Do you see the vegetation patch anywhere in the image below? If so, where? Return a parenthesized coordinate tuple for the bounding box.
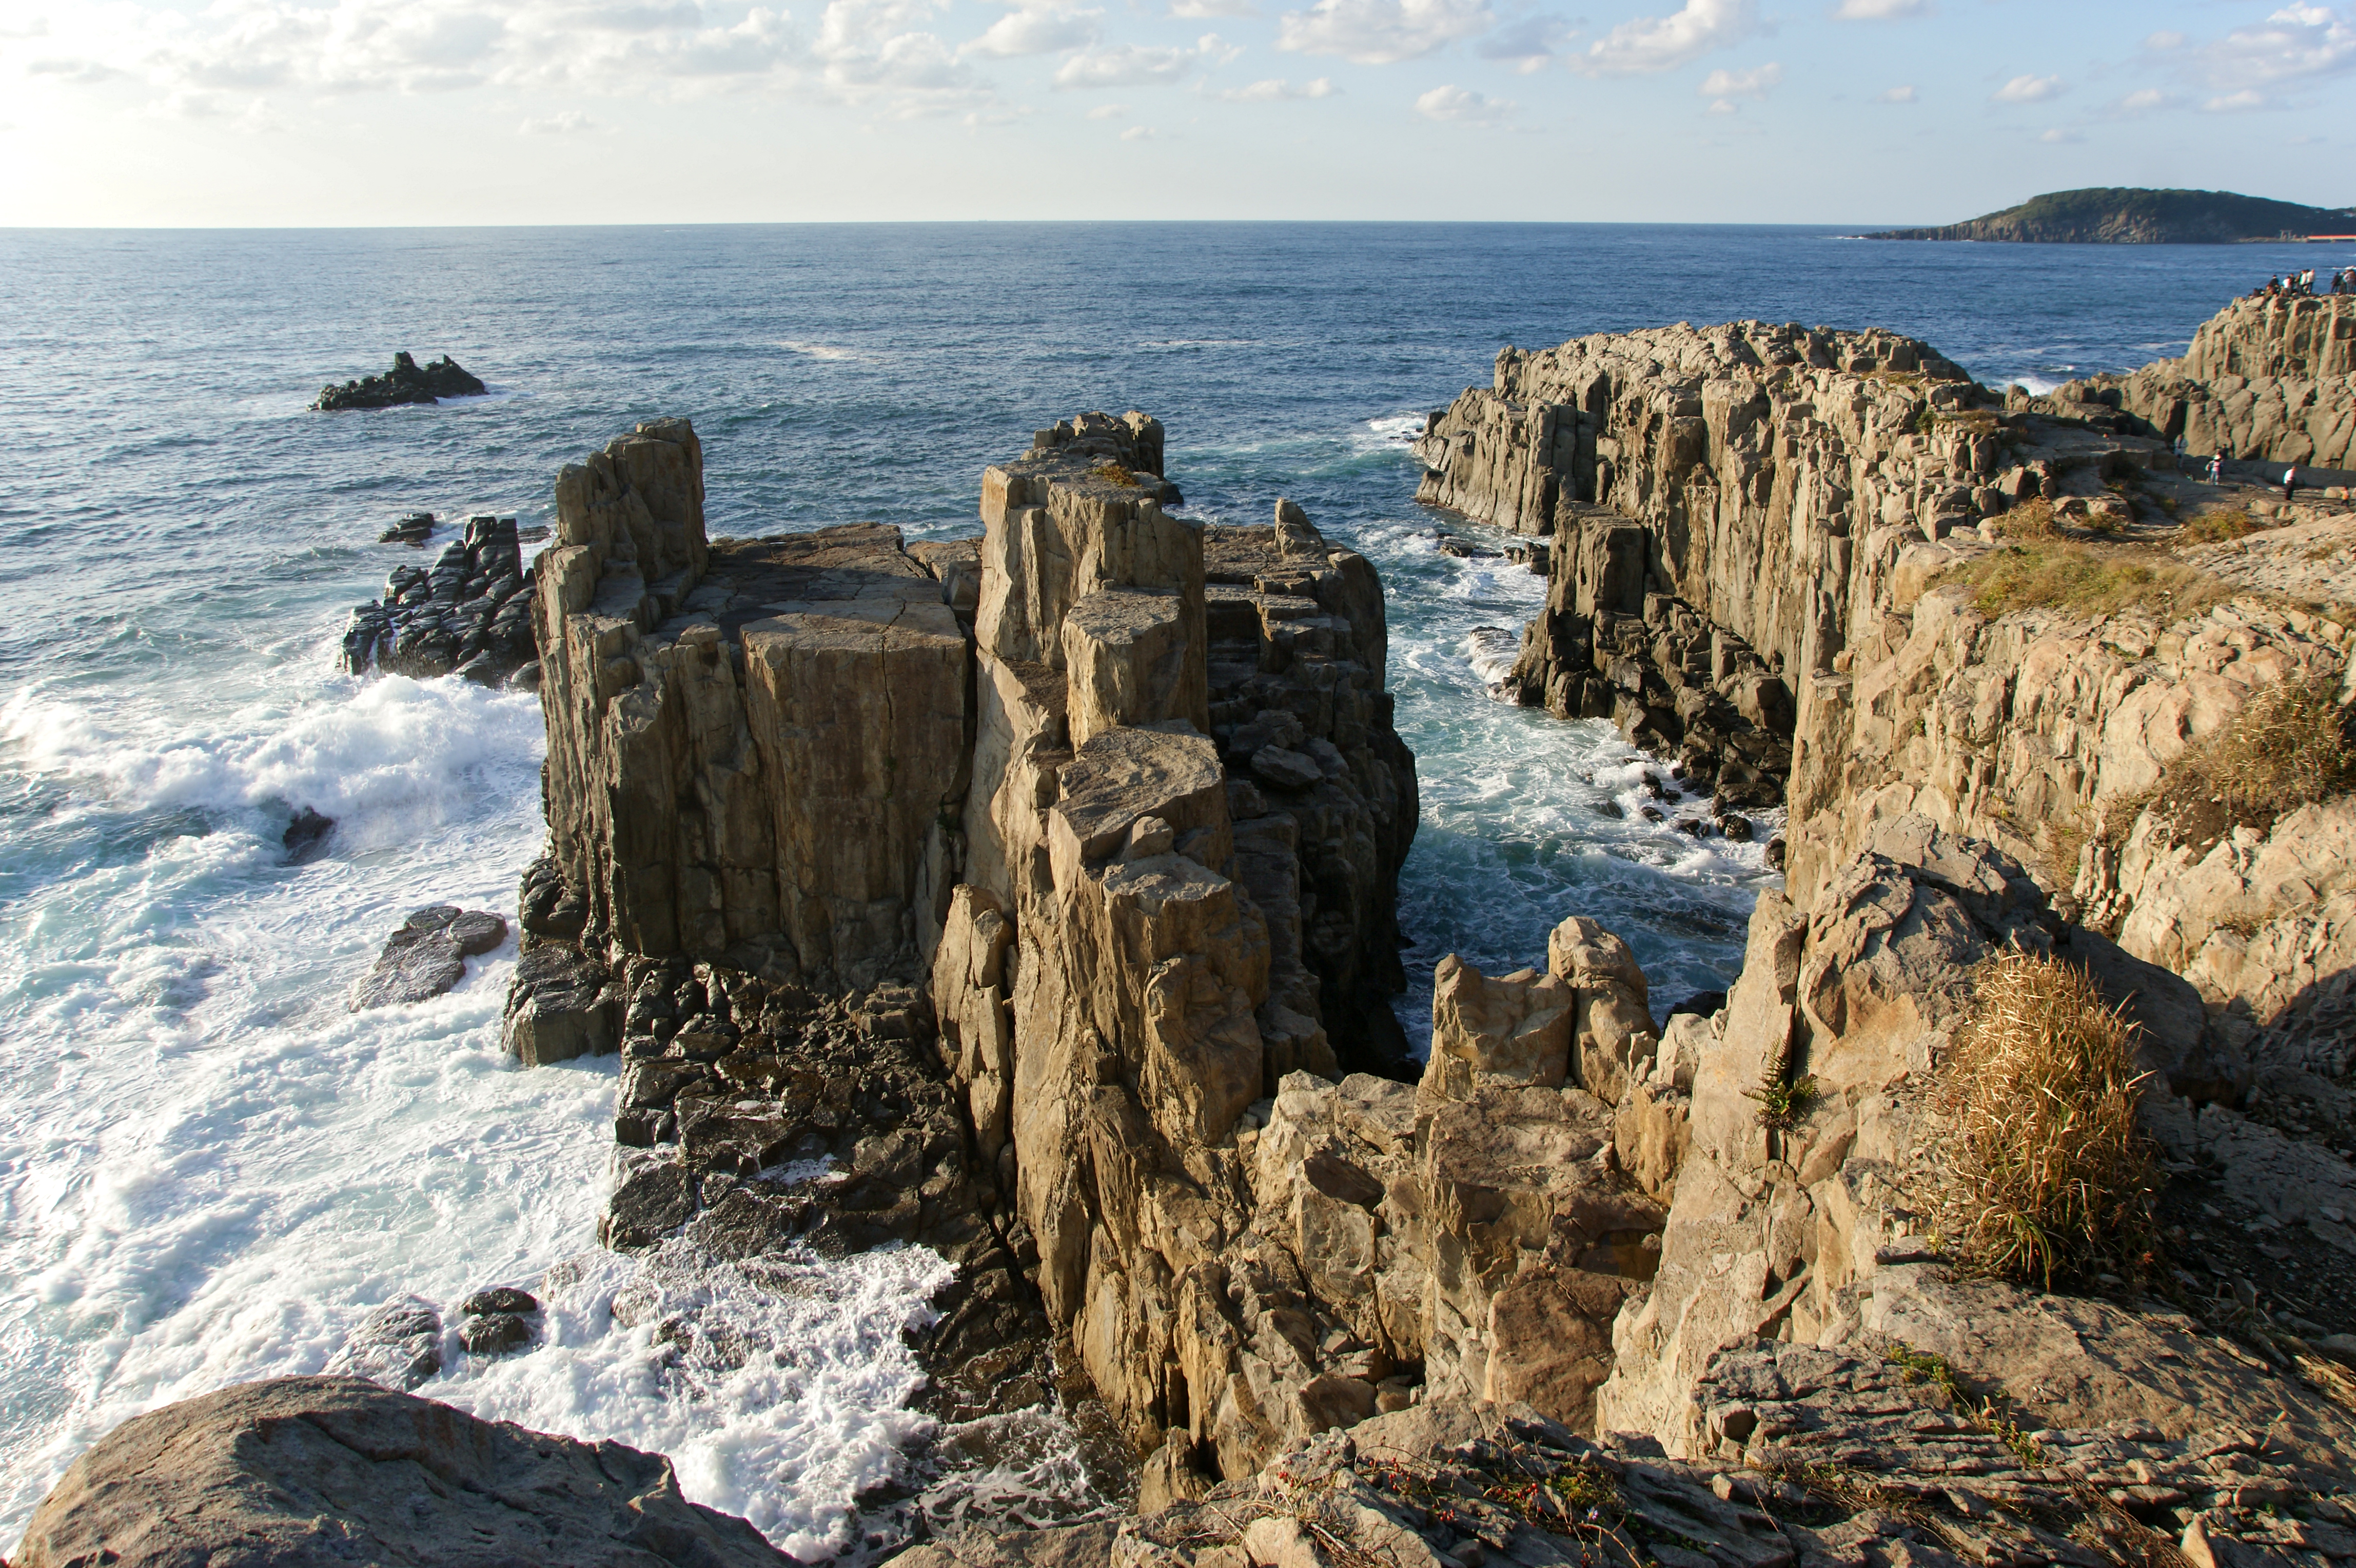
(1092, 462, 1140, 487)
(1747, 1070, 1822, 1132)
(1927, 954, 2158, 1290)
(1937, 541, 2229, 621)
(2139, 672, 2356, 852)
(2177, 508, 2256, 545)
(1992, 497, 2056, 540)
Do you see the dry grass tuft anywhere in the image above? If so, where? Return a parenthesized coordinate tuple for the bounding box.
(1940, 542, 2230, 622)
(2177, 508, 2256, 545)
(1929, 954, 2158, 1290)
(1092, 462, 1140, 487)
(1992, 497, 2056, 540)
(2139, 673, 2356, 848)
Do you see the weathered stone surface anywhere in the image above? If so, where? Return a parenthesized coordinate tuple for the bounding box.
(501, 938, 621, 1065)
(12, 1376, 793, 1568)
(348, 905, 506, 1010)
(2099, 296, 2356, 469)
(533, 419, 967, 989)
(311, 350, 487, 411)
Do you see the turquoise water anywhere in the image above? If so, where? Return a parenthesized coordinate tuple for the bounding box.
(2, 223, 2330, 1552)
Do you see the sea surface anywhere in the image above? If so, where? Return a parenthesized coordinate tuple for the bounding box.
(2, 223, 2335, 1555)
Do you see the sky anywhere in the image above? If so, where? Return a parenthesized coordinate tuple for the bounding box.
(0, 0, 2348, 225)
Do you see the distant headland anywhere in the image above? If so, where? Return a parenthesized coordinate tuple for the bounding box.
(1867, 186, 2355, 244)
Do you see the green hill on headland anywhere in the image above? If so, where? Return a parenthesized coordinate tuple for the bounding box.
(1867, 187, 2354, 244)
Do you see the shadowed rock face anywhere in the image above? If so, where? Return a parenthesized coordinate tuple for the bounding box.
(10, 1376, 794, 1568)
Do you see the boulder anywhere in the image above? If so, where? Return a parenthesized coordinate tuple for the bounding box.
(11, 1376, 793, 1568)
(501, 940, 621, 1065)
(348, 906, 507, 1011)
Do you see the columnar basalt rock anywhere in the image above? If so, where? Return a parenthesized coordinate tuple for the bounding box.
(341, 513, 540, 685)
(2092, 295, 2356, 470)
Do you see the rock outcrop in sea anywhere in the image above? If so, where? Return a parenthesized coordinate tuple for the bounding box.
(311, 350, 487, 410)
(2084, 293, 2355, 473)
(340, 512, 542, 687)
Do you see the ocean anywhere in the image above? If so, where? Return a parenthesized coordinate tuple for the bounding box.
(1, 222, 2333, 1555)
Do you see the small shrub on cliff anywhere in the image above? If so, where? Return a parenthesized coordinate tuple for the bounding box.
(1929, 954, 2158, 1290)
(2141, 672, 2356, 848)
(2177, 508, 2256, 545)
(1992, 497, 2056, 540)
(1943, 543, 2228, 622)
(1092, 462, 1140, 487)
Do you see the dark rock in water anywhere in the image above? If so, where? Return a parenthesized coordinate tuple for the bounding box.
(282, 807, 333, 863)
(340, 513, 538, 686)
(1717, 811, 1754, 842)
(517, 523, 551, 543)
(1639, 806, 1664, 822)
(10, 1375, 797, 1568)
(322, 1298, 442, 1390)
(311, 351, 487, 412)
(461, 1286, 537, 1316)
(1667, 989, 1726, 1021)
(457, 1312, 532, 1356)
(1592, 799, 1624, 820)
(1674, 816, 1707, 837)
(1765, 835, 1787, 870)
(348, 906, 506, 1011)
(379, 511, 435, 545)
(500, 937, 621, 1065)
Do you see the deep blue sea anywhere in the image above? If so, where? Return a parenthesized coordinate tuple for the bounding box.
(3, 223, 2339, 1554)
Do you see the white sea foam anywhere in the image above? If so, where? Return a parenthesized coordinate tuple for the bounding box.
(778, 341, 867, 362)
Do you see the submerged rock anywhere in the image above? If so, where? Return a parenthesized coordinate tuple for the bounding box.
(281, 806, 333, 863)
(311, 350, 486, 411)
(321, 1298, 443, 1390)
(348, 905, 506, 1011)
(379, 510, 435, 544)
(11, 1375, 794, 1568)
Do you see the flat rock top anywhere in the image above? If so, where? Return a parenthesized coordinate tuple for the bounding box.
(693, 522, 942, 637)
(13, 1375, 793, 1568)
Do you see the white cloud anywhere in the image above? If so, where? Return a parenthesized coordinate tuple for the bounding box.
(2202, 4, 2356, 90)
(1275, 0, 1495, 65)
(961, 4, 1100, 56)
(1086, 100, 1127, 116)
(1414, 81, 1513, 120)
(1478, 14, 1573, 71)
(2112, 86, 2169, 112)
(1698, 61, 1779, 98)
(1169, 0, 1260, 15)
(1573, 0, 1759, 76)
(2203, 88, 2269, 110)
(1120, 122, 1157, 137)
(1875, 84, 1915, 102)
(519, 109, 599, 132)
(1832, 0, 1929, 18)
(1053, 33, 1231, 85)
(1219, 74, 1337, 98)
(0, 0, 1014, 118)
(2038, 126, 2081, 142)
(1992, 73, 2063, 103)
(2145, 30, 2186, 51)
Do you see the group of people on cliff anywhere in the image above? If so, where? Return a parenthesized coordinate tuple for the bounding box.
(2253, 267, 2351, 298)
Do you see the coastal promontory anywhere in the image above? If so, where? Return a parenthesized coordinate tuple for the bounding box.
(1868, 186, 2354, 244)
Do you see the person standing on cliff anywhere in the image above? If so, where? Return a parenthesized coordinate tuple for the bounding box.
(2285, 465, 2299, 501)
(2209, 453, 2224, 485)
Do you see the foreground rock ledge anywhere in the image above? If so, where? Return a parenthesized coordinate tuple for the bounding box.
(10, 1375, 793, 1568)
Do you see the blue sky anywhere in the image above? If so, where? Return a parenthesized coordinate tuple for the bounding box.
(0, 0, 2347, 224)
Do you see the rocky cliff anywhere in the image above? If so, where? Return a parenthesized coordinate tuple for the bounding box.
(501, 410, 1425, 1497)
(2088, 295, 2356, 471)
